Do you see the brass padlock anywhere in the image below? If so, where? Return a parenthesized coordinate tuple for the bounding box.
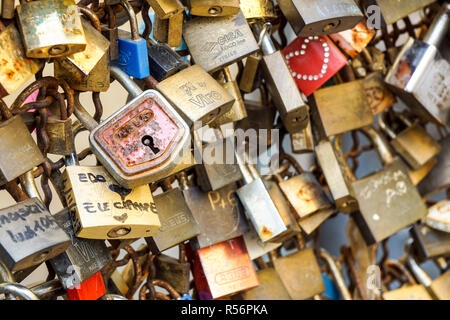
(154, 249, 191, 295)
(290, 120, 314, 154)
(61, 153, 161, 239)
(337, 127, 427, 245)
(194, 129, 242, 192)
(240, 267, 291, 300)
(417, 135, 449, 197)
(37, 115, 74, 156)
(360, 0, 435, 26)
(271, 238, 325, 300)
(187, 0, 240, 17)
(239, 52, 262, 93)
(183, 11, 259, 73)
(385, 4, 450, 125)
(147, 179, 200, 252)
(156, 64, 235, 128)
(0, 23, 43, 98)
(17, 0, 87, 58)
(0, 103, 44, 186)
(153, 11, 184, 48)
(278, 0, 363, 37)
(379, 111, 441, 170)
(257, 23, 309, 133)
(239, 0, 277, 22)
(147, 0, 185, 19)
(310, 79, 375, 139)
(0, 197, 70, 271)
(210, 67, 248, 127)
(422, 199, 449, 233)
(179, 172, 249, 249)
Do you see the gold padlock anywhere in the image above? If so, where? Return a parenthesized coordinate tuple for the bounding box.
(188, 0, 240, 17)
(239, 0, 277, 22)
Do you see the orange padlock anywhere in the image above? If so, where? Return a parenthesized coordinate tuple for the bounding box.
(66, 272, 106, 300)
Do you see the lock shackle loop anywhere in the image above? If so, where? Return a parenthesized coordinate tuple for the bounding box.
(279, 153, 305, 175)
(360, 126, 395, 165)
(404, 239, 433, 287)
(19, 171, 44, 203)
(0, 260, 14, 283)
(423, 3, 450, 49)
(119, 0, 140, 40)
(73, 92, 98, 132)
(0, 98, 13, 120)
(319, 249, 352, 300)
(110, 65, 144, 98)
(255, 22, 275, 56)
(395, 112, 414, 127)
(160, 176, 175, 192)
(0, 283, 39, 300)
(378, 111, 396, 139)
(334, 134, 357, 182)
(29, 279, 65, 299)
(78, 5, 102, 32)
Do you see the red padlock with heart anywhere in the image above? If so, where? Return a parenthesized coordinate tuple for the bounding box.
(282, 36, 347, 97)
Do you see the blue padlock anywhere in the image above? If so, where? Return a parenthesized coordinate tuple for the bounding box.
(116, 0, 150, 79)
(178, 294, 193, 300)
(322, 273, 342, 300)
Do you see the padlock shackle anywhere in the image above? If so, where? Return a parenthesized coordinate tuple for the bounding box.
(73, 92, 98, 132)
(0, 260, 13, 283)
(404, 239, 433, 288)
(378, 112, 396, 139)
(29, 279, 65, 299)
(19, 171, 44, 203)
(423, 3, 450, 48)
(78, 5, 102, 32)
(0, 98, 13, 120)
(320, 249, 352, 300)
(119, 0, 140, 40)
(360, 126, 395, 165)
(253, 22, 276, 56)
(0, 283, 39, 300)
(279, 153, 305, 174)
(110, 65, 144, 98)
(334, 134, 357, 182)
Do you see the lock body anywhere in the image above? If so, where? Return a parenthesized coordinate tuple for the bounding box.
(147, 43, 189, 82)
(183, 184, 249, 249)
(117, 30, 150, 79)
(311, 80, 375, 138)
(150, 188, 200, 252)
(240, 268, 291, 300)
(188, 0, 240, 17)
(154, 254, 191, 294)
(278, 0, 363, 37)
(147, 0, 185, 19)
(423, 199, 450, 233)
(0, 198, 70, 272)
(49, 209, 112, 289)
(0, 24, 43, 97)
(37, 117, 74, 156)
(239, 0, 277, 22)
(243, 228, 282, 260)
(156, 65, 235, 127)
(383, 284, 432, 300)
(273, 248, 325, 300)
(291, 122, 314, 153)
(353, 159, 427, 245)
(411, 223, 450, 261)
(90, 89, 190, 188)
(186, 236, 259, 300)
(183, 11, 259, 73)
(0, 115, 44, 186)
(66, 271, 106, 300)
(17, 0, 87, 58)
(62, 166, 161, 239)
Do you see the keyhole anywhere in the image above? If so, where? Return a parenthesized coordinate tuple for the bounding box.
(142, 135, 160, 154)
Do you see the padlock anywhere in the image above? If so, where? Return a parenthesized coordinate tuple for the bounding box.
(379, 111, 441, 170)
(56, 17, 110, 78)
(154, 245, 191, 294)
(0, 197, 70, 272)
(383, 283, 433, 300)
(359, 0, 435, 26)
(0, 103, 44, 186)
(16, 0, 86, 58)
(116, 0, 150, 79)
(417, 135, 450, 197)
(298, 208, 335, 235)
(186, 236, 259, 300)
(315, 137, 358, 214)
(179, 172, 249, 249)
(282, 35, 348, 97)
(328, 20, 376, 59)
(235, 151, 289, 243)
(62, 159, 161, 240)
(147, 40, 189, 82)
(147, 0, 185, 19)
(422, 199, 449, 233)
(410, 223, 450, 261)
(183, 11, 259, 73)
(187, 0, 240, 17)
(242, 227, 281, 261)
(194, 129, 242, 192)
(155, 64, 235, 128)
(272, 153, 332, 219)
(278, 0, 363, 37)
(408, 157, 437, 186)
(271, 238, 325, 300)
(49, 208, 112, 289)
(1, 0, 14, 19)
(336, 126, 427, 245)
(153, 11, 185, 48)
(238, 52, 262, 93)
(429, 270, 450, 300)
(87, 66, 192, 188)
(146, 179, 200, 252)
(257, 23, 309, 133)
(363, 71, 396, 115)
(209, 67, 248, 127)
(385, 4, 450, 125)
(239, 267, 291, 300)
(310, 79, 375, 139)
(290, 121, 314, 153)
(239, 0, 277, 22)
(66, 271, 106, 300)
(0, 22, 43, 98)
